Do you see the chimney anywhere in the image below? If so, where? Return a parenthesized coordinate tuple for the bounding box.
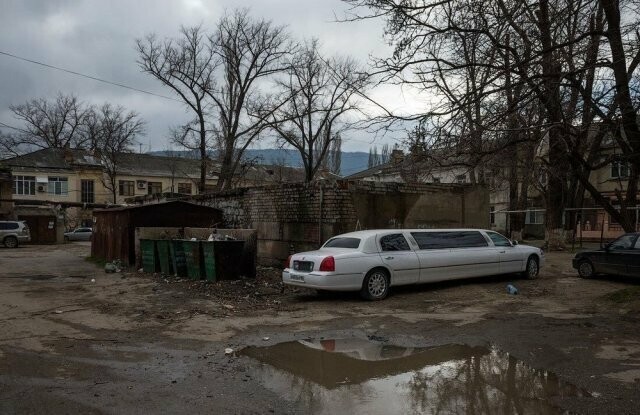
(391, 149, 404, 164)
(62, 144, 74, 164)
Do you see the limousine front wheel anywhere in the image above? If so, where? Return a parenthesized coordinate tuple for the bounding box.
(361, 268, 390, 301)
(523, 256, 539, 279)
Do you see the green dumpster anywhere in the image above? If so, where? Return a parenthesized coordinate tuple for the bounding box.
(182, 240, 203, 280)
(169, 240, 188, 278)
(140, 239, 158, 273)
(212, 240, 245, 280)
(156, 239, 173, 275)
(201, 241, 217, 282)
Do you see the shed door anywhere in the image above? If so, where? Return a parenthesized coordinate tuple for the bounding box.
(20, 215, 57, 244)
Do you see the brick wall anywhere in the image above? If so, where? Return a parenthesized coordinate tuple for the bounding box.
(193, 180, 488, 265)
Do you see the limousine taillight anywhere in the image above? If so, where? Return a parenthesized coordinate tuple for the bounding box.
(285, 255, 292, 269)
(319, 256, 335, 272)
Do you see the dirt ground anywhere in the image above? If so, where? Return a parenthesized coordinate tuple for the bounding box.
(1, 242, 640, 414)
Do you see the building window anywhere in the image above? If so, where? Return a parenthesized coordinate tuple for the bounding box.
(118, 180, 135, 196)
(47, 176, 68, 195)
(178, 183, 192, 194)
(490, 206, 495, 225)
(148, 182, 162, 195)
(456, 174, 466, 184)
(81, 180, 95, 203)
(611, 160, 629, 179)
(13, 175, 36, 195)
(525, 209, 545, 225)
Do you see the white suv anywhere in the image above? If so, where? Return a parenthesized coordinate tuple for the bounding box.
(0, 221, 31, 248)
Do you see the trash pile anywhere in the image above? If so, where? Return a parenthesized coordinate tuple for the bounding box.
(105, 259, 123, 273)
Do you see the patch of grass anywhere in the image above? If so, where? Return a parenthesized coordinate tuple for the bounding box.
(603, 287, 640, 304)
(85, 256, 107, 267)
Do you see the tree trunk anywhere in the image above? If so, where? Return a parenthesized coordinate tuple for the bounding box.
(539, 0, 568, 248)
(600, 0, 640, 231)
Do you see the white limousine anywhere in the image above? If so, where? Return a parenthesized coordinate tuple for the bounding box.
(283, 229, 544, 300)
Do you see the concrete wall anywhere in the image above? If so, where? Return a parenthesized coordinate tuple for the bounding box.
(194, 180, 489, 266)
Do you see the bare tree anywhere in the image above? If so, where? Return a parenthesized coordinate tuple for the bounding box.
(92, 104, 145, 204)
(345, 0, 640, 237)
(136, 26, 215, 193)
(268, 40, 368, 182)
(207, 8, 292, 190)
(2, 93, 91, 153)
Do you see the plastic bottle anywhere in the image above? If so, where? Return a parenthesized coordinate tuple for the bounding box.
(506, 284, 518, 295)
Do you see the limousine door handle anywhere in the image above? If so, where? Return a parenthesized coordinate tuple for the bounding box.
(499, 250, 506, 253)
(385, 256, 394, 260)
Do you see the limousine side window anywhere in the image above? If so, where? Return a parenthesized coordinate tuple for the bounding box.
(410, 231, 488, 249)
(487, 232, 512, 247)
(380, 234, 411, 251)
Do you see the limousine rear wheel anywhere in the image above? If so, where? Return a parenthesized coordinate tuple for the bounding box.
(523, 256, 539, 279)
(361, 268, 390, 301)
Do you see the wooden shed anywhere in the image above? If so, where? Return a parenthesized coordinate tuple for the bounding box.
(91, 201, 223, 265)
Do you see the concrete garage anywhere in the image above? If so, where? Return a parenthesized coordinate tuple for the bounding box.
(195, 180, 489, 265)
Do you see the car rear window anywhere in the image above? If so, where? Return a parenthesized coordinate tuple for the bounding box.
(0, 222, 19, 230)
(323, 237, 361, 249)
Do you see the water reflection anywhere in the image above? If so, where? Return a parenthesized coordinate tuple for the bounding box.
(240, 339, 589, 415)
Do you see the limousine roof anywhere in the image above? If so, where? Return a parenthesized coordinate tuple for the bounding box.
(332, 229, 492, 239)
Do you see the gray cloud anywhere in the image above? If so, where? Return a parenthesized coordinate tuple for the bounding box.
(0, 0, 400, 152)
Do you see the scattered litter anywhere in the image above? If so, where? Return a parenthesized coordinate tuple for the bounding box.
(224, 348, 234, 355)
(223, 304, 235, 310)
(506, 284, 518, 295)
(105, 259, 123, 273)
(262, 337, 270, 341)
(138, 268, 143, 273)
(54, 310, 63, 314)
(207, 233, 237, 241)
(90, 278, 96, 283)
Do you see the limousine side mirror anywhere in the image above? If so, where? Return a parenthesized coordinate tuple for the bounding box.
(511, 240, 518, 246)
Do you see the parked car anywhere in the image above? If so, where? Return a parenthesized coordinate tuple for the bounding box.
(283, 229, 544, 300)
(573, 232, 640, 278)
(0, 220, 31, 248)
(64, 227, 93, 242)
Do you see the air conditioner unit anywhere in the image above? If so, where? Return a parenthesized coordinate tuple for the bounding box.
(136, 180, 147, 189)
(37, 184, 46, 192)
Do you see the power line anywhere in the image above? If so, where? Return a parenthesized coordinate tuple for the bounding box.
(0, 50, 183, 103)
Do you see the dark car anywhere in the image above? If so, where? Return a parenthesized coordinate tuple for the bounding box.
(573, 232, 640, 278)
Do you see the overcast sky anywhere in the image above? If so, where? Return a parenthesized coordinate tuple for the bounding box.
(0, 0, 424, 152)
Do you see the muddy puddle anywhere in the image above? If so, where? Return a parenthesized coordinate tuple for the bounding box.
(241, 339, 590, 414)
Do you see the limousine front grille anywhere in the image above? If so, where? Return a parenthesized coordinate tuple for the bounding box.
(293, 261, 314, 272)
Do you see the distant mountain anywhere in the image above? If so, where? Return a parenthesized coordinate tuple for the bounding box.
(147, 148, 370, 176)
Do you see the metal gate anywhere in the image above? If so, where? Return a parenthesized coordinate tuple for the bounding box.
(19, 215, 57, 244)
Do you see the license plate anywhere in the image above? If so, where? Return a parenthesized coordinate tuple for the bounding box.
(290, 274, 305, 282)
